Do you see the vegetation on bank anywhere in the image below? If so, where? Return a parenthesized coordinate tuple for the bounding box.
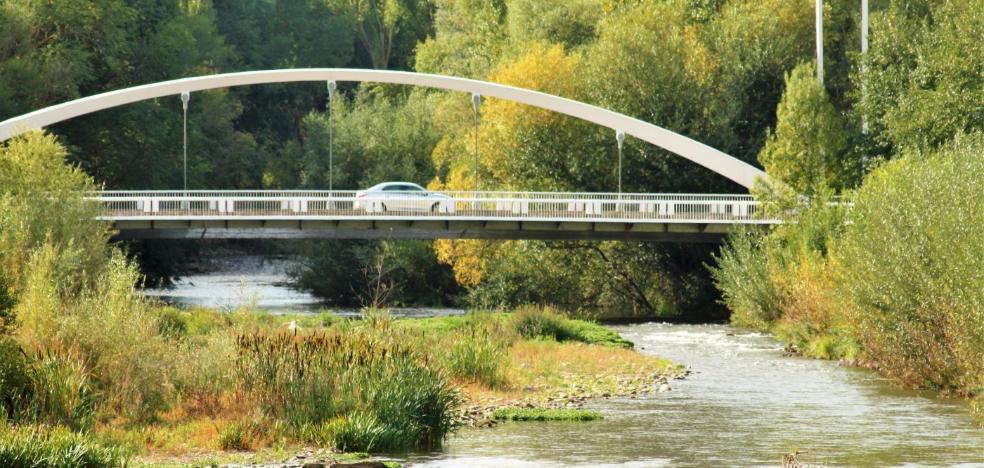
(712, 0, 984, 418)
(492, 408, 602, 422)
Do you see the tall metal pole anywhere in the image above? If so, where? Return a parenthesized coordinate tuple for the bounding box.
(327, 81, 336, 193)
(616, 130, 625, 211)
(861, 0, 868, 54)
(861, 0, 869, 135)
(181, 92, 190, 197)
(472, 93, 481, 207)
(816, 0, 824, 85)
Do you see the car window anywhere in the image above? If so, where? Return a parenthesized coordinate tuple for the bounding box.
(382, 185, 402, 191)
(400, 184, 424, 192)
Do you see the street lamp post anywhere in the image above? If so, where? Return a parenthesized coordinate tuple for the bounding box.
(327, 81, 336, 195)
(816, 0, 824, 84)
(181, 91, 190, 207)
(472, 93, 481, 209)
(861, 0, 869, 134)
(616, 130, 625, 211)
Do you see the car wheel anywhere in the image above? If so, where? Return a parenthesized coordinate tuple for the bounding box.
(381, 203, 388, 212)
(431, 202, 440, 213)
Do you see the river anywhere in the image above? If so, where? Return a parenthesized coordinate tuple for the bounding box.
(407, 324, 984, 467)
(147, 263, 984, 467)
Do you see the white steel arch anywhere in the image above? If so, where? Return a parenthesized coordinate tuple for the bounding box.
(0, 69, 767, 189)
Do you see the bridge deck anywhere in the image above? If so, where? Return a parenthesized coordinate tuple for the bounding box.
(95, 191, 776, 241)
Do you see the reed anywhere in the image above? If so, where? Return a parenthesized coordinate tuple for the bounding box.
(234, 327, 459, 452)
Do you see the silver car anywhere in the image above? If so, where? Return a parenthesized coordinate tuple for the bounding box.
(354, 182, 450, 213)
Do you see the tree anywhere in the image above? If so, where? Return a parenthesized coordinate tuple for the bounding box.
(758, 62, 852, 194)
(414, 0, 507, 78)
(328, 0, 433, 69)
(0, 132, 111, 325)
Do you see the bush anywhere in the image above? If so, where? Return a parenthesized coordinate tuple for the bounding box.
(217, 421, 258, 451)
(838, 135, 984, 394)
(0, 425, 127, 468)
(710, 228, 782, 329)
(319, 412, 388, 453)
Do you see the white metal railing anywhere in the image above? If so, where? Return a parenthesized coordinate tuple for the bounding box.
(90, 190, 778, 224)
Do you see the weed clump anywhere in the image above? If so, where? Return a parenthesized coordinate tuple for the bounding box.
(235, 328, 459, 452)
(0, 425, 127, 467)
(492, 408, 603, 422)
(510, 306, 633, 348)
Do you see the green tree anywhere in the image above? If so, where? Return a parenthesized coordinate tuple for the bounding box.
(328, 0, 434, 69)
(758, 62, 852, 193)
(505, 0, 603, 50)
(414, 0, 507, 78)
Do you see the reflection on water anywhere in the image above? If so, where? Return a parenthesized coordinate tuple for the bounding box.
(406, 323, 984, 467)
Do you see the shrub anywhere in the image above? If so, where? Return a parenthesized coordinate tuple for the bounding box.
(710, 228, 782, 329)
(0, 425, 127, 468)
(837, 135, 984, 394)
(319, 412, 388, 453)
(511, 306, 570, 341)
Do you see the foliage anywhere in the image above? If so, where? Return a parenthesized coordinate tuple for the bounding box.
(759, 62, 854, 193)
(837, 135, 984, 393)
(854, 0, 984, 157)
(0, 132, 108, 309)
(0, 338, 31, 420)
(491, 407, 602, 422)
(709, 228, 781, 329)
(0, 425, 127, 468)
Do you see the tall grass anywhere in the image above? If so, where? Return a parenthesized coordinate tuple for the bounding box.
(235, 328, 459, 452)
(510, 306, 633, 348)
(0, 425, 127, 468)
(444, 314, 511, 388)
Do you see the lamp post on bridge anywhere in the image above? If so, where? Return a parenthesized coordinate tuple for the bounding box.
(327, 81, 336, 195)
(181, 91, 190, 208)
(472, 93, 481, 209)
(616, 130, 625, 211)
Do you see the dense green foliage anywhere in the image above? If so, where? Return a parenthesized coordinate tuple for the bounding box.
(712, 0, 984, 412)
(838, 136, 984, 393)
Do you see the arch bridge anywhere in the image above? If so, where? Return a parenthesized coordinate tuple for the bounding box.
(1, 69, 774, 242)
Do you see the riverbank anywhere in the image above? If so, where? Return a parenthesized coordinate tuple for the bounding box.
(61, 305, 679, 465)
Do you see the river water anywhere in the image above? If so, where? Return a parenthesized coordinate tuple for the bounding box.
(147, 263, 984, 467)
(407, 323, 984, 467)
